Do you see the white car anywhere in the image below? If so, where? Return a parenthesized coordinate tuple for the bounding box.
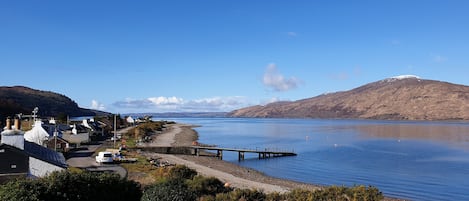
(96, 151, 114, 163)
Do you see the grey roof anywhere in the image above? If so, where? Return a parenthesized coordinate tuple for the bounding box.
(24, 141, 67, 168)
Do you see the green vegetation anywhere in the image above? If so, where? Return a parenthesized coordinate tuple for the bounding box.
(187, 176, 230, 197)
(0, 167, 384, 201)
(141, 179, 196, 201)
(123, 121, 167, 148)
(0, 171, 141, 201)
(168, 165, 197, 180)
(282, 186, 383, 201)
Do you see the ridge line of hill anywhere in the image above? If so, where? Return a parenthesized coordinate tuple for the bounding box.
(228, 77, 469, 121)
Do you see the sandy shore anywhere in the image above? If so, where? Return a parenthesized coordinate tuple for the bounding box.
(143, 123, 319, 194)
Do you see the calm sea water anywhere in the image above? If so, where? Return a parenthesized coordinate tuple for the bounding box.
(155, 118, 469, 201)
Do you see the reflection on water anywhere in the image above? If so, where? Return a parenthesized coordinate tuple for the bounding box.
(157, 118, 469, 201)
(352, 122, 469, 148)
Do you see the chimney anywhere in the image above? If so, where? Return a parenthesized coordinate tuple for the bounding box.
(1, 119, 25, 150)
(6, 116, 12, 130)
(14, 117, 21, 130)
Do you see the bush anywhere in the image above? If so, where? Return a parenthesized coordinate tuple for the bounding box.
(169, 165, 197, 180)
(0, 179, 45, 201)
(284, 185, 383, 201)
(214, 188, 266, 201)
(0, 171, 142, 201)
(141, 179, 196, 201)
(187, 176, 230, 197)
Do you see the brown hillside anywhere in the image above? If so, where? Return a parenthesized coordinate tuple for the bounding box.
(228, 77, 469, 120)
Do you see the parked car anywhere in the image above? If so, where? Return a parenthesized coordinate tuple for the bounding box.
(95, 151, 113, 163)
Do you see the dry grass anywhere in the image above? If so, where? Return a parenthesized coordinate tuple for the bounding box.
(120, 151, 173, 186)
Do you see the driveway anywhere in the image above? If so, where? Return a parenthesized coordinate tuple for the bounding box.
(66, 127, 136, 178)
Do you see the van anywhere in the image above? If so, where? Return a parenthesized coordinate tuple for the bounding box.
(96, 151, 114, 163)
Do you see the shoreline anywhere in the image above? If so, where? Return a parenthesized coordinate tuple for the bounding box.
(144, 123, 402, 200)
(143, 123, 319, 193)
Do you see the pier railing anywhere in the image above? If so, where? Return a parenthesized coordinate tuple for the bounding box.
(134, 146, 297, 161)
(191, 146, 297, 161)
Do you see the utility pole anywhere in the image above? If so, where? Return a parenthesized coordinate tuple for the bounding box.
(32, 107, 39, 127)
(114, 114, 117, 148)
(54, 125, 58, 152)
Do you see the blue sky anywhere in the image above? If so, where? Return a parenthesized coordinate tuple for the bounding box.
(1, 1, 469, 113)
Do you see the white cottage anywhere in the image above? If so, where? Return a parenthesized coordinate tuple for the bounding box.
(126, 116, 135, 124)
(24, 121, 50, 146)
(0, 118, 66, 179)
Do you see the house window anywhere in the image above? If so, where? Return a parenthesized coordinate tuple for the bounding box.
(0, 149, 5, 153)
(11, 164, 17, 169)
(57, 144, 62, 149)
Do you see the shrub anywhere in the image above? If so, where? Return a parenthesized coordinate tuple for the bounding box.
(284, 185, 383, 201)
(187, 176, 230, 197)
(214, 188, 266, 201)
(0, 171, 142, 201)
(0, 178, 45, 201)
(169, 165, 197, 180)
(285, 188, 315, 201)
(265, 191, 284, 201)
(141, 179, 196, 201)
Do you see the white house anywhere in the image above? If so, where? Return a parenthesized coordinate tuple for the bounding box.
(24, 121, 50, 146)
(0, 118, 67, 179)
(126, 116, 135, 124)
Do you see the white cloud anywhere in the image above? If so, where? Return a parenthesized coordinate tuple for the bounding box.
(90, 100, 106, 111)
(260, 97, 281, 105)
(147, 96, 183, 105)
(112, 96, 249, 113)
(263, 63, 301, 92)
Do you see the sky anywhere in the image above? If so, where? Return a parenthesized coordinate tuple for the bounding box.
(1, 1, 469, 114)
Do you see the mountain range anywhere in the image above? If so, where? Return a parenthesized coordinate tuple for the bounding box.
(228, 76, 469, 121)
(3, 76, 469, 122)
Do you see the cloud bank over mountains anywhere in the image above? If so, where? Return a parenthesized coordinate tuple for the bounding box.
(97, 64, 303, 113)
(111, 96, 249, 113)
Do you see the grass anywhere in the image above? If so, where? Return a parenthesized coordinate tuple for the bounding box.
(120, 151, 173, 186)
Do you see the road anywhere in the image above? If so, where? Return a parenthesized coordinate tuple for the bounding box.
(66, 126, 135, 178)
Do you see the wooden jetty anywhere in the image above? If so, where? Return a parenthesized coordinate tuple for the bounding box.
(192, 146, 297, 161)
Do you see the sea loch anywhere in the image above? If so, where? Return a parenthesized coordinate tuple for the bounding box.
(159, 118, 469, 201)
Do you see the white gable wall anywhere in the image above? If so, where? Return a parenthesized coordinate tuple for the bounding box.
(29, 157, 64, 177)
(24, 121, 49, 146)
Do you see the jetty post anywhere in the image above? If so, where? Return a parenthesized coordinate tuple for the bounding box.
(238, 151, 245, 161)
(216, 150, 223, 160)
